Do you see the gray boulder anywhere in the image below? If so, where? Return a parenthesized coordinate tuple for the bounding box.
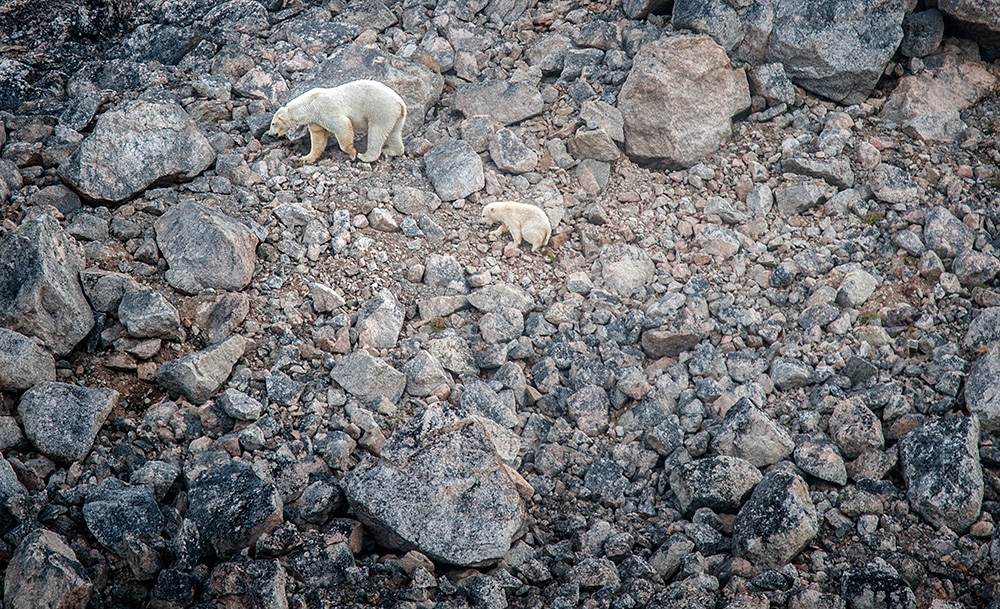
(18, 381, 118, 463)
(0, 214, 93, 357)
(207, 559, 289, 609)
(669, 455, 762, 516)
(330, 350, 406, 404)
(489, 128, 538, 174)
(355, 288, 404, 350)
(881, 48, 997, 123)
(619, 35, 749, 168)
(156, 335, 247, 404)
(154, 201, 258, 294)
(83, 478, 164, 555)
(0, 328, 56, 391)
(870, 163, 919, 205)
(965, 346, 1000, 432)
(80, 270, 139, 314)
(964, 307, 1000, 351)
(712, 398, 795, 468)
(923, 206, 974, 260)
(901, 9, 944, 57)
(58, 100, 215, 203)
(345, 404, 525, 566)
(841, 567, 915, 609)
(118, 288, 182, 340)
(452, 80, 543, 126)
(793, 433, 847, 486)
(4, 528, 92, 609)
(467, 283, 534, 313)
(829, 398, 884, 460)
(403, 350, 450, 398)
(899, 416, 983, 532)
(424, 140, 484, 201)
(462, 380, 518, 429)
(733, 470, 818, 570)
(599, 244, 654, 297)
(187, 460, 284, 558)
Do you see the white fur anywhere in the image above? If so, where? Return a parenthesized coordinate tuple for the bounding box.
(268, 80, 407, 163)
(482, 201, 552, 252)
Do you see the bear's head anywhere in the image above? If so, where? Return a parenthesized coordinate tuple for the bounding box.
(268, 107, 292, 137)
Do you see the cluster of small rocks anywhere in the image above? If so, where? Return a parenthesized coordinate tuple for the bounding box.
(1, 0, 1000, 608)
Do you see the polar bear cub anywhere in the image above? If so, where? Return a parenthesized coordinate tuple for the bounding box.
(268, 80, 407, 164)
(483, 201, 552, 252)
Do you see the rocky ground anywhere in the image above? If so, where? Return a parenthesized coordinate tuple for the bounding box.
(1, 0, 1000, 608)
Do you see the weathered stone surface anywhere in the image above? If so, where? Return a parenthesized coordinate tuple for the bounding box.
(154, 201, 258, 294)
(670, 455, 762, 516)
(187, 460, 284, 558)
(837, 270, 878, 308)
(83, 478, 163, 555)
(774, 177, 826, 217)
(841, 568, 915, 609)
(119, 288, 182, 340)
(217, 388, 263, 422)
(290, 44, 443, 135)
(870, 163, 919, 205)
(794, 433, 848, 486)
(749, 63, 795, 106)
(770, 357, 813, 390)
(0, 328, 56, 391)
(567, 385, 611, 437)
(468, 283, 534, 314)
(899, 416, 983, 532)
(18, 381, 118, 463)
(423, 140, 484, 201)
(355, 288, 404, 350)
(345, 405, 526, 566)
(599, 244, 654, 297)
(901, 9, 944, 57)
(208, 559, 288, 609)
(461, 380, 517, 429)
(640, 311, 707, 359)
(489, 128, 538, 174)
(966, 346, 1000, 432)
(5, 528, 92, 609)
(964, 307, 1000, 351)
(452, 80, 543, 126)
(881, 48, 997, 122)
(330, 350, 406, 404)
(734, 470, 818, 570)
(156, 335, 247, 404)
(619, 35, 749, 168)
(923, 206, 974, 259)
(403, 351, 450, 398)
(0, 214, 93, 357)
(712, 398, 795, 468)
(58, 100, 215, 203)
(829, 399, 884, 460)
(935, 0, 1000, 60)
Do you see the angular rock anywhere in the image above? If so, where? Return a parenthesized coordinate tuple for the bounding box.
(965, 346, 1000, 432)
(902, 110, 966, 142)
(619, 35, 749, 168)
(461, 380, 517, 429)
(567, 128, 620, 162)
(479, 308, 524, 344)
(217, 388, 263, 422)
(733, 470, 818, 570)
(208, 559, 288, 609)
(5, 528, 92, 609)
(794, 433, 847, 486)
(881, 49, 997, 122)
(712, 398, 795, 468)
(452, 80, 543, 126)
(468, 283, 534, 313)
(187, 460, 283, 558)
(18, 381, 118, 463)
(836, 270, 878, 308)
(58, 100, 215, 203)
(933, 1, 1000, 60)
(119, 288, 182, 340)
(829, 399, 884, 460)
(640, 311, 707, 359)
(233, 67, 288, 108)
(901, 10, 944, 57)
(403, 351, 450, 398)
(841, 568, 915, 609)
(345, 405, 526, 566)
(770, 357, 812, 390)
(599, 244, 654, 297)
(870, 163, 918, 205)
(156, 335, 247, 405)
(953, 250, 1000, 286)
(355, 288, 404, 350)
(83, 478, 163, 555)
(423, 254, 467, 294)
(0, 214, 93, 357)
(749, 63, 795, 106)
(782, 156, 854, 189)
(423, 140, 484, 201)
(489, 128, 537, 174)
(899, 416, 983, 532)
(330, 350, 406, 405)
(567, 385, 611, 437)
(924, 206, 974, 259)
(964, 307, 1000, 351)
(0, 328, 56, 391)
(774, 177, 826, 217)
(669, 455, 762, 516)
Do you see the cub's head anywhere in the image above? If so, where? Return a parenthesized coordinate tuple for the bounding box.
(268, 107, 292, 137)
(482, 203, 499, 223)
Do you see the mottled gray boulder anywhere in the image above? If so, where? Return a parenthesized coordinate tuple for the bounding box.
(424, 140, 484, 201)
(734, 470, 818, 570)
(782, 156, 854, 190)
(640, 310, 708, 359)
(403, 351, 450, 398)
(901, 9, 944, 57)
(837, 269, 878, 308)
(670, 455, 762, 516)
(118, 288, 182, 340)
(154, 201, 258, 294)
(479, 308, 524, 344)
(4, 528, 92, 609)
(829, 399, 884, 460)
(284, 20, 357, 56)
(774, 177, 826, 217)
(712, 398, 795, 468)
(355, 288, 404, 350)
(462, 380, 517, 429)
(289, 43, 443, 135)
(966, 346, 1000, 432)
(489, 128, 537, 174)
(0, 215, 93, 357)
(924, 206, 974, 259)
(623, 0, 672, 18)
(208, 559, 288, 609)
(83, 478, 163, 555)
(899, 416, 983, 532)
(217, 388, 263, 422)
(345, 405, 526, 566)
(18, 381, 118, 463)
(233, 66, 288, 108)
(80, 270, 139, 314)
(881, 49, 997, 122)
(749, 63, 795, 106)
(903, 110, 966, 143)
(567, 385, 610, 437)
(599, 244, 654, 297)
(330, 350, 406, 404)
(770, 357, 813, 390)
(952, 249, 1000, 287)
(870, 163, 919, 205)
(429, 335, 479, 377)
(423, 254, 467, 294)
(187, 460, 283, 558)
(794, 433, 847, 486)
(0, 328, 56, 391)
(841, 567, 915, 609)
(619, 35, 749, 168)
(156, 335, 247, 404)
(468, 283, 534, 313)
(58, 100, 215, 203)
(452, 80, 543, 126)
(936, 0, 1000, 60)
(963, 307, 1000, 351)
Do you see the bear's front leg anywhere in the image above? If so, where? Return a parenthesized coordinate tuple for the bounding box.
(302, 125, 328, 163)
(330, 117, 357, 161)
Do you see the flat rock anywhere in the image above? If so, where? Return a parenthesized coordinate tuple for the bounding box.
(217, 388, 263, 421)
(923, 205, 974, 259)
(156, 335, 247, 404)
(567, 385, 611, 437)
(489, 128, 538, 174)
(902, 110, 966, 142)
(774, 177, 826, 217)
(770, 357, 813, 390)
(841, 568, 915, 609)
(899, 416, 983, 532)
(18, 381, 118, 463)
(964, 307, 1000, 351)
(423, 140, 484, 201)
(345, 404, 526, 566)
(0, 214, 93, 357)
(870, 163, 919, 204)
(837, 269, 878, 308)
(208, 559, 288, 609)
(599, 244, 654, 297)
(952, 250, 1000, 286)
(712, 398, 795, 468)
(0, 328, 56, 391)
(468, 283, 534, 313)
(403, 351, 450, 398)
(452, 80, 543, 126)
(619, 35, 749, 168)
(669, 455, 762, 516)
(881, 49, 997, 122)
(83, 478, 164, 555)
(733, 470, 818, 571)
(355, 288, 404, 350)
(58, 100, 215, 203)
(118, 288, 182, 340)
(330, 350, 406, 405)
(461, 380, 517, 429)
(793, 433, 848, 486)
(4, 528, 92, 609)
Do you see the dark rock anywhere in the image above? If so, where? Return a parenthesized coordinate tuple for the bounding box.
(423, 140, 484, 201)
(83, 478, 163, 555)
(330, 350, 406, 405)
(118, 288, 182, 340)
(712, 398, 795, 468)
(841, 567, 915, 609)
(452, 80, 543, 126)
(5, 528, 92, 609)
(207, 558, 288, 609)
(901, 10, 945, 58)
(669, 455, 762, 516)
(733, 470, 818, 570)
(18, 381, 118, 463)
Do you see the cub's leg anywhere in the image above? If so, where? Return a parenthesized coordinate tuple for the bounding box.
(302, 125, 328, 163)
(385, 114, 405, 157)
(508, 223, 523, 248)
(359, 124, 391, 163)
(524, 226, 546, 251)
(490, 224, 506, 238)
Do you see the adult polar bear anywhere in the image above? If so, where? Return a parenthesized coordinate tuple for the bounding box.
(268, 80, 406, 163)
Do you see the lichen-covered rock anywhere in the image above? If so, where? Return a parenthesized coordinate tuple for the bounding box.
(330, 350, 406, 405)
(713, 398, 795, 467)
(355, 288, 404, 350)
(83, 478, 164, 555)
(0, 328, 55, 391)
(18, 381, 118, 463)
(599, 244, 654, 297)
(4, 528, 92, 609)
(669, 455, 762, 516)
(423, 140, 484, 201)
(734, 470, 818, 570)
(156, 335, 247, 404)
(452, 80, 543, 126)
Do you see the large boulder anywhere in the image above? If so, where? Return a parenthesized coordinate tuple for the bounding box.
(451, 80, 544, 126)
(4, 528, 92, 609)
(619, 35, 749, 168)
(733, 470, 818, 570)
(936, 0, 1000, 60)
(58, 100, 215, 204)
(83, 478, 164, 555)
(290, 44, 443, 135)
(154, 201, 258, 294)
(330, 350, 406, 405)
(423, 140, 484, 201)
(156, 335, 247, 404)
(0, 215, 93, 357)
(599, 244, 655, 297)
(966, 346, 1000, 432)
(0, 328, 56, 391)
(355, 288, 404, 350)
(345, 404, 526, 566)
(881, 47, 997, 123)
(18, 381, 119, 463)
(669, 455, 762, 516)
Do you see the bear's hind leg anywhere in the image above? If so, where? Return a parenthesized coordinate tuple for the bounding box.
(359, 124, 391, 163)
(302, 125, 328, 163)
(385, 115, 405, 157)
